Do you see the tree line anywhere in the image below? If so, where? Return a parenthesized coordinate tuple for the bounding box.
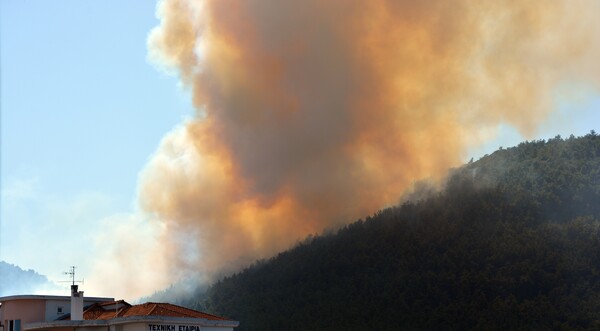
(165, 132, 600, 330)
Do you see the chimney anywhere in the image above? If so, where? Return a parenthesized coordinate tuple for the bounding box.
(70, 285, 84, 320)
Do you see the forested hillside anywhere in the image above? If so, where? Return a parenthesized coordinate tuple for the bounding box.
(0, 261, 60, 296)
(184, 133, 600, 330)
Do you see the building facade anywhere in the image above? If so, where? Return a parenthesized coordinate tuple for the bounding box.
(0, 287, 238, 331)
(0, 293, 114, 330)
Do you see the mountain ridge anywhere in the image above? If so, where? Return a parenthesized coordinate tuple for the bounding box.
(0, 261, 61, 296)
(157, 132, 600, 330)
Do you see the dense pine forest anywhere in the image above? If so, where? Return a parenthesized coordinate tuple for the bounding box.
(173, 132, 600, 330)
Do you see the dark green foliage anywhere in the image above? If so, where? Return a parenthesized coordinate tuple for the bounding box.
(188, 133, 600, 330)
(138, 281, 208, 307)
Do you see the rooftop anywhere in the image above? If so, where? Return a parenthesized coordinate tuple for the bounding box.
(83, 301, 229, 320)
(1, 294, 238, 329)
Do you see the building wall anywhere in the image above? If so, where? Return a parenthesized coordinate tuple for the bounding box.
(76, 326, 105, 331)
(110, 322, 145, 331)
(44, 300, 70, 321)
(45, 327, 74, 331)
(2, 297, 114, 325)
(1, 299, 46, 324)
(18, 319, 236, 331)
(111, 322, 233, 331)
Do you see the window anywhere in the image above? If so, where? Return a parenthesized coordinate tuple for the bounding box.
(57, 307, 63, 314)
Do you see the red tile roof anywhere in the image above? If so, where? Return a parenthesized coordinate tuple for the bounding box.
(82, 301, 228, 321)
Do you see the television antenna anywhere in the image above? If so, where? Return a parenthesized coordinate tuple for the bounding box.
(60, 266, 84, 286)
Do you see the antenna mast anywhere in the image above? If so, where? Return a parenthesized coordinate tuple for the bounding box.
(66, 266, 76, 286)
(61, 266, 84, 288)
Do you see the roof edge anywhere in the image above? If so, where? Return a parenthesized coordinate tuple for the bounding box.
(0, 295, 115, 302)
(24, 316, 239, 330)
(110, 316, 239, 327)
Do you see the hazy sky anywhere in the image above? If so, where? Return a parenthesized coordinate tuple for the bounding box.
(1, 1, 599, 299)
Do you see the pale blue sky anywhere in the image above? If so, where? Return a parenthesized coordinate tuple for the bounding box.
(1, 0, 599, 298)
(1, 1, 192, 203)
(1, 1, 193, 293)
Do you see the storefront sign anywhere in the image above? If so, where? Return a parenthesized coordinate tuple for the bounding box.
(148, 324, 201, 331)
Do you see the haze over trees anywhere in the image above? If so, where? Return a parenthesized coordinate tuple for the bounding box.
(0, 261, 60, 296)
(156, 132, 600, 330)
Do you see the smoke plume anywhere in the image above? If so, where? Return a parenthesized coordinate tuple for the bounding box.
(141, 0, 600, 276)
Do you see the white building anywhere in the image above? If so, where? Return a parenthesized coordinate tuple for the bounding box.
(0, 286, 238, 331)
